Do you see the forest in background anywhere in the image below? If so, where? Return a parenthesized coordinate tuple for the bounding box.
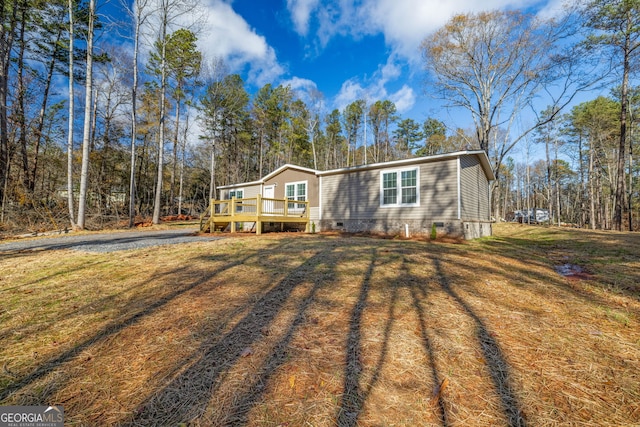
(0, 0, 638, 234)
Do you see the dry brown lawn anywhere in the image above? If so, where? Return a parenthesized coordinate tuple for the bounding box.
(0, 223, 638, 426)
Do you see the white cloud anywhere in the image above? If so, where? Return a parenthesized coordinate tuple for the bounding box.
(536, 0, 576, 21)
(334, 79, 365, 111)
(287, 0, 321, 36)
(380, 59, 401, 82)
(283, 76, 318, 92)
(194, 0, 285, 86)
(283, 77, 327, 111)
(333, 55, 412, 112)
(389, 85, 415, 113)
(292, 0, 541, 63)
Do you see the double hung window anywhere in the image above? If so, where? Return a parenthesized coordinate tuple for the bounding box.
(228, 189, 243, 212)
(380, 168, 419, 207)
(286, 181, 307, 210)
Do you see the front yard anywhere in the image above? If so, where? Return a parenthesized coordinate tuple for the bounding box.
(0, 224, 638, 425)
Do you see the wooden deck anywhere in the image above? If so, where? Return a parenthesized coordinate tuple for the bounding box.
(200, 195, 310, 234)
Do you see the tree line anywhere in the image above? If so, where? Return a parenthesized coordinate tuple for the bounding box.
(0, 0, 638, 234)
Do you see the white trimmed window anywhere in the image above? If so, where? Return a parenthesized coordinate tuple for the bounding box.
(380, 168, 419, 207)
(229, 189, 243, 199)
(285, 181, 307, 210)
(228, 189, 243, 212)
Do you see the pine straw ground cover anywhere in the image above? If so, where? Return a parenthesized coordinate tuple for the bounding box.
(0, 223, 638, 426)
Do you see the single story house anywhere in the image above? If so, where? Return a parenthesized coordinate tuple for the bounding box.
(216, 150, 495, 239)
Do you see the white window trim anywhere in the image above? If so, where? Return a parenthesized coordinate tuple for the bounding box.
(285, 180, 308, 211)
(379, 167, 420, 208)
(228, 188, 244, 212)
(228, 188, 244, 199)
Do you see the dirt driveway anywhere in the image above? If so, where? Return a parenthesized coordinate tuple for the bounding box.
(0, 227, 219, 253)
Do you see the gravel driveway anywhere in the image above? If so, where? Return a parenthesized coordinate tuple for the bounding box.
(0, 228, 220, 253)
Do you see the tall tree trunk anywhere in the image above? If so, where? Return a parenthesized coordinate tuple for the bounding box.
(589, 147, 596, 230)
(66, 0, 76, 228)
(128, 20, 139, 227)
(178, 107, 189, 215)
(579, 135, 586, 228)
(170, 97, 181, 214)
(555, 137, 561, 226)
(209, 140, 215, 201)
(0, 0, 18, 216)
(16, 2, 30, 194)
(258, 130, 263, 178)
(545, 133, 552, 224)
(614, 22, 632, 231)
(629, 129, 634, 231)
(152, 11, 168, 224)
(77, 0, 95, 229)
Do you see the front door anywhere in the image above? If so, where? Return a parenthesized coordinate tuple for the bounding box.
(263, 185, 275, 214)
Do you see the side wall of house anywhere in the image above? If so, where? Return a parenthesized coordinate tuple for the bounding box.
(460, 154, 492, 238)
(319, 159, 461, 236)
(460, 155, 490, 221)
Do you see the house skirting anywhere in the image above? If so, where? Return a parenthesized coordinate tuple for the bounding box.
(318, 219, 492, 239)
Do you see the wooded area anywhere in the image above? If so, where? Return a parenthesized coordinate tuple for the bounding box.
(0, 0, 638, 234)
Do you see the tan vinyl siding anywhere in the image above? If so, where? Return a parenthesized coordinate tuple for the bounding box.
(220, 184, 261, 200)
(460, 155, 490, 220)
(264, 169, 319, 208)
(321, 159, 458, 221)
(420, 160, 458, 219)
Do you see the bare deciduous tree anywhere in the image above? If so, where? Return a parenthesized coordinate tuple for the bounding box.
(421, 9, 600, 179)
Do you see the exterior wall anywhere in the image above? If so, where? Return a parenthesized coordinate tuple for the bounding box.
(263, 168, 319, 208)
(320, 158, 458, 231)
(215, 152, 493, 239)
(318, 154, 493, 239)
(460, 155, 490, 221)
(219, 183, 261, 200)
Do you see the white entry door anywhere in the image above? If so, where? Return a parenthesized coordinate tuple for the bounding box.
(263, 185, 275, 214)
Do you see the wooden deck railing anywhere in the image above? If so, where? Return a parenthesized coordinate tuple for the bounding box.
(202, 195, 310, 234)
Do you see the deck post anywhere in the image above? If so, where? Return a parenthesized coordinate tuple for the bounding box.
(230, 197, 236, 233)
(256, 194, 262, 235)
(211, 199, 216, 232)
(305, 201, 310, 232)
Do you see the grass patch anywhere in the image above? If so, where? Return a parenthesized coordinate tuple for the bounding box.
(1, 224, 639, 426)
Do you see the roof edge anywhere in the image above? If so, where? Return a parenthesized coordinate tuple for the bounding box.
(318, 150, 495, 180)
(217, 180, 263, 190)
(261, 163, 319, 181)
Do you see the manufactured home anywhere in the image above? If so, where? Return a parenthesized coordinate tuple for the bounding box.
(204, 150, 495, 239)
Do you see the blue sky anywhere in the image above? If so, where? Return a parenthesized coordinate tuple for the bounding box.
(102, 0, 574, 161)
(182, 0, 565, 121)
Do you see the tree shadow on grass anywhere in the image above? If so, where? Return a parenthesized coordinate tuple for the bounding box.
(0, 240, 292, 403)
(336, 248, 423, 427)
(432, 256, 527, 427)
(124, 247, 338, 426)
(220, 247, 341, 425)
(335, 248, 451, 427)
(335, 248, 379, 426)
(402, 256, 449, 426)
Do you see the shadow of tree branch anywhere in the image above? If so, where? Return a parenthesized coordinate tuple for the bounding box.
(432, 256, 527, 427)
